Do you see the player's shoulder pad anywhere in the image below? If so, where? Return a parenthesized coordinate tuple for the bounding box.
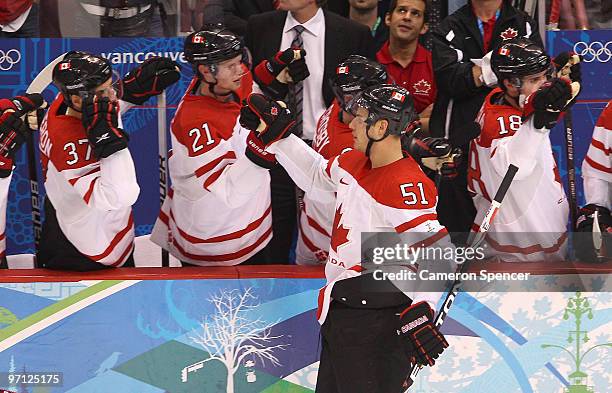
(336, 149, 368, 174)
(366, 156, 438, 210)
(596, 100, 612, 130)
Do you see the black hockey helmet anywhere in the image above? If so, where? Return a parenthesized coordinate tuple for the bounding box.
(349, 84, 419, 137)
(52, 51, 113, 97)
(330, 55, 387, 112)
(184, 24, 250, 75)
(491, 38, 552, 88)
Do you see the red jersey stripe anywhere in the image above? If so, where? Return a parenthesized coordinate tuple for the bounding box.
(85, 214, 134, 261)
(194, 151, 236, 178)
(395, 213, 438, 233)
(170, 205, 271, 244)
(172, 226, 272, 262)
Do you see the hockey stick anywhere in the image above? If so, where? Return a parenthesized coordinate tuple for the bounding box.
(158, 91, 170, 267)
(555, 56, 580, 233)
(403, 164, 519, 390)
(24, 53, 66, 253)
(564, 110, 578, 231)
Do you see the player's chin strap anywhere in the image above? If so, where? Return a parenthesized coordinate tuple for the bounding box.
(365, 127, 388, 157)
(199, 64, 233, 99)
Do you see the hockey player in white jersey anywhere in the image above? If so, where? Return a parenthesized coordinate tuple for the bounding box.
(0, 94, 47, 268)
(467, 38, 580, 262)
(575, 100, 611, 261)
(150, 26, 278, 266)
(37, 51, 180, 270)
(296, 55, 387, 265)
(239, 85, 449, 392)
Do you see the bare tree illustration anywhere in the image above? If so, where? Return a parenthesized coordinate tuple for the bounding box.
(182, 287, 288, 393)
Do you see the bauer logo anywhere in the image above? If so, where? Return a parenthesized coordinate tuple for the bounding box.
(0, 49, 21, 71)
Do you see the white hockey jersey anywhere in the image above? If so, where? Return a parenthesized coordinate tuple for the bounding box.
(39, 94, 139, 267)
(297, 100, 354, 265)
(468, 88, 568, 262)
(268, 135, 448, 324)
(582, 100, 611, 208)
(150, 75, 272, 266)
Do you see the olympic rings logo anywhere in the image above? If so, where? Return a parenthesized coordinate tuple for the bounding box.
(573, 41, 612, 63)
(0, 49, 21, 71)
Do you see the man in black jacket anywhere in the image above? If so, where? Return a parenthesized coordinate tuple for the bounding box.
(429, 0, 542, 244)
(246, 0, 375, 263)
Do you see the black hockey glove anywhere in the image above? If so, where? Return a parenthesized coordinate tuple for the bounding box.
(253, 48, 307, 99)
(120, 57, 181, 105)
(239, 94, 296, 146)
(287, 56, 310, 83)
(398, 302, 448, 367)
(404, 136, 462, 180)
(523, 78, 573, 129)
(552, 52, 582, 107)
(0, 111, 28, 158)
(553, 52, 582, 83)
(245, 132, 277, 169)
(81, 96, 129, 159)
(574, 204, 611, 262)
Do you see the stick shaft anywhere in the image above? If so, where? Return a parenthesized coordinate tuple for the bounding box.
(403, 164, 518, 390)
(158, 92, 170, 267)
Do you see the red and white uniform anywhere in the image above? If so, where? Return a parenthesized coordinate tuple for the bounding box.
(150, 74, 272, 266)
(39, 95, 139, 267)
(582, 101, 611, 207)
(297, 100, 353, 264)
(0, 158, 11, 259)
(268, 135, 448, 324)
(468, 88, 569, 262)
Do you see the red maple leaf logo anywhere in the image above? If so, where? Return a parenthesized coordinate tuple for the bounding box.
(500, 27, 518, 40)
(413, 79, 431, 95)
(330, 204, 350, 253)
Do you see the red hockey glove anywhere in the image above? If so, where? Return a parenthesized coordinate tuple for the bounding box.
(398, 302, 448, 367)
(522, 78, 574, 129)
(239, 93, 295, 146)
(81, 96, 129, 159)
(245, 132, 277, 169)
(120, 56, 181, 105)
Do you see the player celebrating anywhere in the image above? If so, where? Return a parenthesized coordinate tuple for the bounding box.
(240, 85, 449, 391)
(0, 94, 46, 268)
(575, 100, 611, 261)
(296, 55, 387, 264)
(38, 51, 179, 270)
(467, 38, 579, 262)
(150, 26, 275, 266)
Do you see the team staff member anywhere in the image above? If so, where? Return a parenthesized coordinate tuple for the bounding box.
(377, 0, 436, 131)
